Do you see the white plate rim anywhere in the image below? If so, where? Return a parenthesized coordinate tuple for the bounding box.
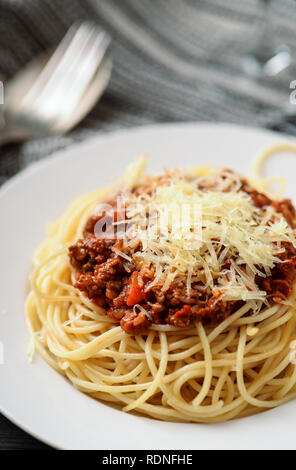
(1, 122, 296, 450)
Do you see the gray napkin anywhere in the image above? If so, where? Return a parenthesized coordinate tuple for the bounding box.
(0, 0, 296, 186)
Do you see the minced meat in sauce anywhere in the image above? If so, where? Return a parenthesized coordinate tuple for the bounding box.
(69, 178, 296, 334)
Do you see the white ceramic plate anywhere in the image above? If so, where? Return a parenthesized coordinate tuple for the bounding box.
(1, 123, 296, 450)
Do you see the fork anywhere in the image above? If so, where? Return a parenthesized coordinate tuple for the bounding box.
(0, 21, 112, 145)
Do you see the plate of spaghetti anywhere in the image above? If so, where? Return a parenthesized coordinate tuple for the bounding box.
(1, 123, 296, 449)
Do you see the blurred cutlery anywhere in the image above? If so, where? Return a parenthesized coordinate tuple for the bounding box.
(0, 21, 112, 145)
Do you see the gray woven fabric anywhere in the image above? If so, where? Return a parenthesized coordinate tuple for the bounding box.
(1, 0, 296, 449)
(0, 0, 296, 186)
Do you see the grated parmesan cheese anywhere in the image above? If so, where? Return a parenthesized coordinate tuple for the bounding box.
(120, 167, 296, 311)
(246, 326, 259, 336)
(112, 247, 133, 262)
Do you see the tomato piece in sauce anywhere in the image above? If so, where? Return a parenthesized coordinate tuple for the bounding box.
(126, 271, 146, 306)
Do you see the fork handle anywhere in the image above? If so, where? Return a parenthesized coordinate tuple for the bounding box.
(0, 115, 26, 146)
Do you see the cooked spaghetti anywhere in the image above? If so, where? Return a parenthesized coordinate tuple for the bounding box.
(26, 144, 296, 423)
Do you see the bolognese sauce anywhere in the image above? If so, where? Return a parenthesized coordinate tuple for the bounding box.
(69, 170, 296, 334)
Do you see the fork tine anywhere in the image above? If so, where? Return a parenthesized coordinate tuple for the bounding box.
(35, 24, 103, 98)
(20, 22, 90, 104)
(22, 22, 109, 108)
(52, 34, 111, 122)
(32, 29, 111, 123)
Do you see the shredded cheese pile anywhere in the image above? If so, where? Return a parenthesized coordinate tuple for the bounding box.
(119, 167, 296, 309)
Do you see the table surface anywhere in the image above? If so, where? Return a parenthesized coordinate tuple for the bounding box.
(0, 414, 50, 449)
